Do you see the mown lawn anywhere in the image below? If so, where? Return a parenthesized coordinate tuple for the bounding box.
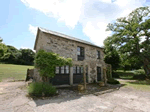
(120, 80, 150, 92)
(0, 64, 34, 82)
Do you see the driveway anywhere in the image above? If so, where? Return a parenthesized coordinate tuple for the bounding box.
(0, 81, 150, 112)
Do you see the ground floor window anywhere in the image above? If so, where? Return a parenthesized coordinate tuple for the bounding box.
(55, 66, 70, 74)
(73, 66, 83, 74)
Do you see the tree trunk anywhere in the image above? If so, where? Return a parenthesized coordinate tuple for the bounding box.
(143, 58, 150, 76)
(42, 76, 49, 82)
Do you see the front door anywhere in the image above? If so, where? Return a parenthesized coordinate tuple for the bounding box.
(97, 67, 101, 81)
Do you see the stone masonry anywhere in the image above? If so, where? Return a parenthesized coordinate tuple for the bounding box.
(33, 27, 106, 84)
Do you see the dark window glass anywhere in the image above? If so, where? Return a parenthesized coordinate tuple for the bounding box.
(97, 51, 100, 59)
(81, 67, 83, 73)
(97, 67, 101, 74)
(77, 46, 84, 61)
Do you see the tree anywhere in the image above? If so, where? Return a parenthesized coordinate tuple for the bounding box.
(106, 7, 150, 75)
(0, 37, 2, 43)
(35, 49, 72, 82)
(19, 49, 35, 65)
(104, 36, 121, 71)
(0, 37, 7, 59)
(1, 45, 21, 64)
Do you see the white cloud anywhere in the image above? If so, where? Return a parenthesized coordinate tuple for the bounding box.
(22, 0, 147, 46)
(20, 46, 30, 49)
(29, 24, 37, 36)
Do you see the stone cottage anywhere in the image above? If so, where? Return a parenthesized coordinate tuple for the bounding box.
(33, 27, 107, 85)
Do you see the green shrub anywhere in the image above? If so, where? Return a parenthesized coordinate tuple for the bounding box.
(107, 78, 120, 84)
(28, 82, 56, 97)
(133, 75, 146, 80)
(112, 72, 120, 78)
(133, 70, 145, 75)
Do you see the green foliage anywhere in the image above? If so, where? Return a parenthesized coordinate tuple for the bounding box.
(1, 45, 35, 65)
(2, 45, 21, 63)
(0, 37, 35, 65)
(104, 39, 121, 70)
(134, 69, 145, 75)
(0, 37, 2, 43)
(112, 72, 120, 78)
(28, 82, 56, 97)
(106, 7, 150, 75)
(35, 49, 72, 79)
(0, 43, 7, 59)
(19, 49, 35, 65)
(107, 78, 120, 84)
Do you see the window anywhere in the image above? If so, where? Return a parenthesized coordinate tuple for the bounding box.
(73, 66, 83, 74)
(77, 66, 80, 73)
(81, 67, 83, 73)
(97, 50, 100, 59)
(61, 66, 64, 74)
(55, 66, 70, 74)
(73, 66, 76, 74)
(77, 46, 84, 61)
(65, 66, 69, 74)
(55, 66, 59, 74)
(77, 47, 80, 55)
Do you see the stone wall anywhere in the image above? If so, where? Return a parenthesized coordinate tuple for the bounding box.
(34, 30, 106, 83)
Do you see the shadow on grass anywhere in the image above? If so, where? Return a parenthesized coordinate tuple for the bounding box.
(31, 83, 126, 107)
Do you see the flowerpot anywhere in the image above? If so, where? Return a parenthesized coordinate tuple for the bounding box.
(99, 82, 105, 86)
(78, 84, 84, 91)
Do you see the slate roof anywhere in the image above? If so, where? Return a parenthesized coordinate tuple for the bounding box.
(34, 27, 104, 50)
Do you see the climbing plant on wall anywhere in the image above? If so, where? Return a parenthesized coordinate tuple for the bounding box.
(35, 49, 72, 82)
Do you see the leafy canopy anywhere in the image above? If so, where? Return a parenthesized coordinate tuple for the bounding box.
(0, 37, 8, 58)
(104, 36, 121, 71)
(35, 49, 72, 78)
(106, 6, 150, 75)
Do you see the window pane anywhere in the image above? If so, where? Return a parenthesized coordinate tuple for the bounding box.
(81, 48, 84, 56)
(61, 66, 64, 74)
(77, 66, 80, 73)
(97, 51, 100, 58)
(73, 66, 76, 74)
(77, 51, 80, 55)
(81, 67, 83, 73)
(55, 67, 59, 74)
(77, 47, 81, 55)
(66, 66, 69, 74)
(77, 47, 80, 51)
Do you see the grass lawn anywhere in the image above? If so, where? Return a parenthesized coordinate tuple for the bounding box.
(120, 80, 150, 92)
(115, 69, 150, 91)
(0, 64, 34, 82)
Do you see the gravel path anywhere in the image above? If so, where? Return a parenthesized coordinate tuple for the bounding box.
(0, 81, 150, 112)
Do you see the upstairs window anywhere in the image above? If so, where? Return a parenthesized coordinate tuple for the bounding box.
(97, 50, 100, 59)
(77, 46, 84, 61)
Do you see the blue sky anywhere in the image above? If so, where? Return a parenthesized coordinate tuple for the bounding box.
(0, 0, 150, 50)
